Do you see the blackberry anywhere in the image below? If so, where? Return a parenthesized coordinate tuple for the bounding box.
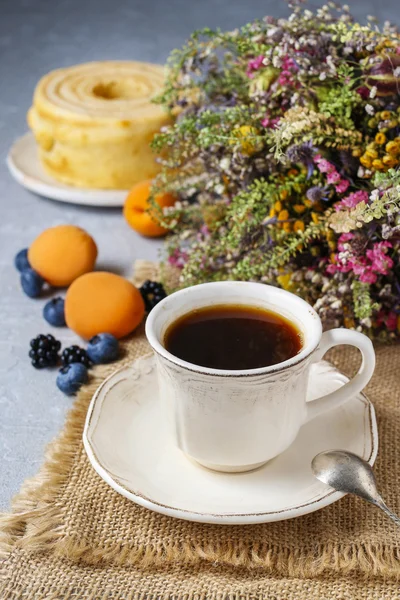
(61, 345, 92, 368)
(139, 280, 167, 312)
(29, 334, 61, 369)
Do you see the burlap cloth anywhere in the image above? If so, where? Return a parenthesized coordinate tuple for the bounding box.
(1, 260, 400, 599)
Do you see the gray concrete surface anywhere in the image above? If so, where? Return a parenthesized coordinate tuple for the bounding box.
(0, 0, 397, 508)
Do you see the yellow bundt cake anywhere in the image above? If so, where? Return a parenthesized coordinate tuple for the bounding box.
(27, 61, 171, 189)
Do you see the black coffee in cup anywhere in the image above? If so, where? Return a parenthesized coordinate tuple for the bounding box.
(164, 304, 302, 370)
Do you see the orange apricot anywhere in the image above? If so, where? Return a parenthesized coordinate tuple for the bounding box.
(123, 179, 176, 237)
(65, 272, 145, 339)
(28, 225, 97, 287)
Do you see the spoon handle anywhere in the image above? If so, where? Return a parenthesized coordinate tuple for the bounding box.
(376, 500, 400, 527)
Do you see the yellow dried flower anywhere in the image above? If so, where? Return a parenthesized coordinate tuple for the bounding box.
(311, 212, 319, 224)
(278, 209, 289, 221)
(293, 220, 305, 233)
(365, 148, 379, 159)
(360, 154, 372, 168)
(303, 199, 313, 208)
(387, 119, 398, 129)
(269, 208, 276, 218)
(380, 111, 392, 120)
(386, 141, 400, 155)
(280, 189, 289, 200)
(222, 174, 230, 188)
(352, 148, 363, 157)
(375, 133, 387, 145)
(293, 204, 306, 214)
(372, 158, 385, 170)
(344, 317, 355, 329)
(282, 222, 292, 233)
(230, 125, 263, 155)
(277, 274, 292, 290)
(274, 200, 282, 212)
(382, 155, 399, 167)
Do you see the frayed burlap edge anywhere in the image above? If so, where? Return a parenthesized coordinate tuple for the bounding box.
(2, 549, 400, 600)
(2, 377, 400, 578)
(0, 261, 399, 580)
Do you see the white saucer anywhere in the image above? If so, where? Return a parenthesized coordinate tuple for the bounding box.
(83, 355, 378, 525)
(7, 133, 128, 207)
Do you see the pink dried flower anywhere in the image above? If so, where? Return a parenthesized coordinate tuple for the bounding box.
(200, 224, 209, 235)
(337, 232, 354, 251)
(326, 263, 338, 274)
(261, 116, 280, 128)
(366, 241, 393, 275)
(246, 55, 265, 78)
(377, 310, 397, 331)
(276, 57, 299, 87)
(358, 268, 378, 284)
(314, 155, 335, 174)
(326, 170, 341, 184)
(328, 238, 393, 283)
(278, 71, 294, 86)
(335, 190, 369, 210)
(168, 249, 189, 268)
(282, 56, 298, 71)
(335, 179, 350, 194)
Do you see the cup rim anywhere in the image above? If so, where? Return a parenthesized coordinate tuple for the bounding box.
(145, 281, 322, 377)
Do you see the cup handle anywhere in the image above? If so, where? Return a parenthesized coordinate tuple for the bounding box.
(305, 329, 375, 423)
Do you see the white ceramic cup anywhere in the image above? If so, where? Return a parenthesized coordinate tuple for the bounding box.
(145, 282, 375, 473)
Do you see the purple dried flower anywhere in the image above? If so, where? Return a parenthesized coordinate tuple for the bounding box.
(262, 215, 278, 226)
(306, 186, 329, 203)
(286, 141, 317, 178)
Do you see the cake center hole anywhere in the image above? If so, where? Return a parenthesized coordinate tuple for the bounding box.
(92, 80, 147, 100)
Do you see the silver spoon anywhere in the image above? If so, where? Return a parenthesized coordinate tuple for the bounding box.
(312, 450, 400, 527)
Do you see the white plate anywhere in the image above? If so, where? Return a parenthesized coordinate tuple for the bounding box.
(7, 133, 128, 207)
(83, 355, 378, 525)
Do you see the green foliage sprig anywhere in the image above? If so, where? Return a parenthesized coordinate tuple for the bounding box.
(351, 280, 380, 320)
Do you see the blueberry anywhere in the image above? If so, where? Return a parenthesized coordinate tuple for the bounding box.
(43, 297, 66, 327)
(20, 268, 44, 298)
(56, 363, 88, 396)
(14, 248, 31, 272)
(87, 333, 119, 364)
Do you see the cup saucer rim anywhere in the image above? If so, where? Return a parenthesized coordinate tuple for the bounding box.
(83, 355, 378, 525)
